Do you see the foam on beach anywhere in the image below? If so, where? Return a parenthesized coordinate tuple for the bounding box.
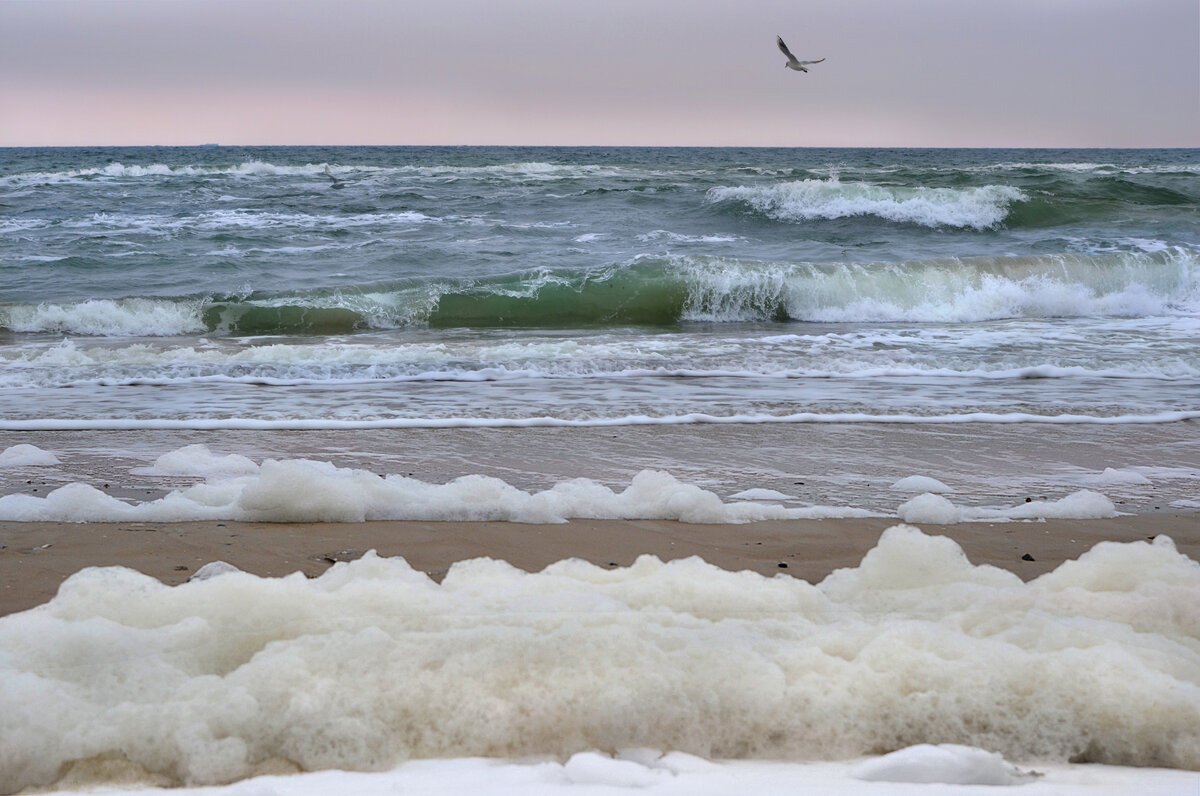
(0, 444, 1139, 524)
(1, 525, 1197, 793)
(897, 490, 1119, 524)
(0, 444, 879, 523)
(889, 475, 952, 493)
(35, 750, 1200, 796)
(0, 444, 60, 467)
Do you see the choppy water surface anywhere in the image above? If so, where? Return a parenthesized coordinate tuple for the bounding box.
(3, 146, 1198, 425)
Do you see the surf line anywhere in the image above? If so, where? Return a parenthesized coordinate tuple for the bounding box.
(2, 410, 1199, 431)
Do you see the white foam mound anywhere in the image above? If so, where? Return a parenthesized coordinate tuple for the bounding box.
(0, 449, 877, 524)
(187, 561, 242, 581)
(850, 744, 1038, 785)
(0, 443, 60, 467)
(41, 752, 1200, 796)
(898, 490, 1118, 524)
(728, 488, 795, 501)
(2, 526, 1197, 794)
(889, 475, 952, 493)
(132, 444, 260, 477)
(1083, 467, 1154, 486)
(897, 493, 963, 523)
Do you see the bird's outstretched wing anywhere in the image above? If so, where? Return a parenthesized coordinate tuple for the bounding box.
(797, 57, 825, 66)
(776, 35, 799, 65)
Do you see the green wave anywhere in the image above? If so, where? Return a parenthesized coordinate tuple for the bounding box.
(5, 251, 1197, 337)
(203, 304, 367, 335)
(427, 268, 688, 327)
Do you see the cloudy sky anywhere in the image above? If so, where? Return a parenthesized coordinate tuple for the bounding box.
(2, 0, 1197, 147)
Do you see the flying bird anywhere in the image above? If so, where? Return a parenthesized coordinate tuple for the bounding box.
(776, 35, 824, 73)
(324, 165, 347, 189)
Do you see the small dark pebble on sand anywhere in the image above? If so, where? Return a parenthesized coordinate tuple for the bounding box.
(1022, 553, 1035, 561)
(314, 550, 366, 564)
(778, 562, 788, 568)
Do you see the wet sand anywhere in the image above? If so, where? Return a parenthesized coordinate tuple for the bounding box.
(3, 514, 1197, 617)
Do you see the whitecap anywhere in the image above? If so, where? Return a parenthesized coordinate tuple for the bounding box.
(706, 179, 1025, 229)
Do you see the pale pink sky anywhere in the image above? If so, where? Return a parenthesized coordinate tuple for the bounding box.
(2, 0, 1198, 147)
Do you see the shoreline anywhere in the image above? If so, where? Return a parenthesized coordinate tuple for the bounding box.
(3, 513, 1196, 617)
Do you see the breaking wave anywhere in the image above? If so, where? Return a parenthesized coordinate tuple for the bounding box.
(0, 160, 629, 187)
(706, 179, 1026, 229)
(2, 249, 1195, 336)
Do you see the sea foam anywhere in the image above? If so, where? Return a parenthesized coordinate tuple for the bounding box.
(0, 444, 60, 467)
(897, 491, 1118, 524)
(1, 526, 1196, 793)
(850, 744, 1038, 785)
(0, 455, 875, 524)
(0, 445, 1129, 525)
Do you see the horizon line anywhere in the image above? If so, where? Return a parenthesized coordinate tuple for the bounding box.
(4, 143, 1199, 151)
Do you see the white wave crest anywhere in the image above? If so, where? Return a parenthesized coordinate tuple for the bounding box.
(1, 299, 207, 337)
(706, 179, 1025, 229)
(0, 160, 622, 187)
(675, 250, 1200, 323)
(637, 230, 740, 244)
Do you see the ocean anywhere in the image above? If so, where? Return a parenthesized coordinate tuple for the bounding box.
(2, 147, 1199, 793)
(4, 146, 1199, 423)
(2, 146, 1199, 514)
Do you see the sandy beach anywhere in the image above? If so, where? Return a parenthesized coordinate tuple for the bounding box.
(4, 513, 1196, 617)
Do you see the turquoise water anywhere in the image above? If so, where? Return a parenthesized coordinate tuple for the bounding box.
(2, 146, 1198, 425)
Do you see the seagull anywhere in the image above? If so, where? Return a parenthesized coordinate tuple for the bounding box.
(324, 165, 347, 189)
(777, 35, 824, 73)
